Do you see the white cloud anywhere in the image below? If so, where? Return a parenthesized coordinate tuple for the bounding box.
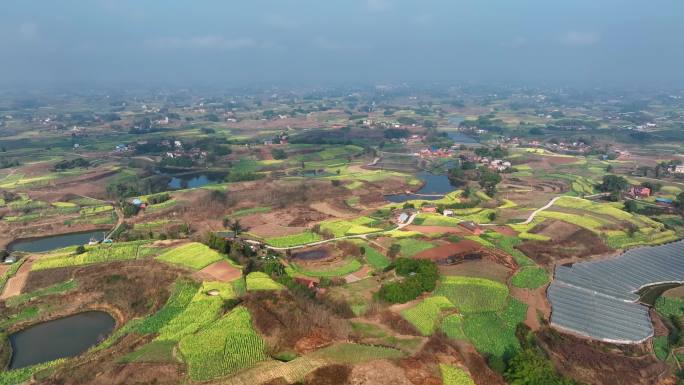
(263, 14, 300, 29)
(313, 36, 371, 53)
(17, 22, 39, 40)
(502, 36, 528, 48)
(561, 31, 599, 46)
(366, 0, 391, 12)
(145, 35, 258, 51)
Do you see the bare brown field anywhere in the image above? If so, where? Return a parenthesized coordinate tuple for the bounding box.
(200, 260, 242, 282)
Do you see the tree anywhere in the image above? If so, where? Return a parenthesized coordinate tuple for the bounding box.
(641, 181, 662, 193)
(388, 244, 401, 259)
(271, 148, 287, 160)
(598, 175, 629, 196)
(479, 169, 502, 197)
(230, 220, 243, 236)
(74, 245, 86, 255)
(623, 200, 638, 213)
(505, 349, 580, 385)
(676, 192, 684, 209)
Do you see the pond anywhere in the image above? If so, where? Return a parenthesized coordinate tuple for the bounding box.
(168, 173, 226, 189)
(8, 230, 105, 253)
(8, 311, 115, 369)
(301, 170, 334, 178)
(292, 248, 331, 261)
(385, 171, 455, 203)
(445, 131, 479, 145)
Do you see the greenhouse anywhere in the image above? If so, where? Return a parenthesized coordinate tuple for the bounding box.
(548, 239, 684, 343)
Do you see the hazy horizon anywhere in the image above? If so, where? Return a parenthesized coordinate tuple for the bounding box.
(1, 0, 683, 88)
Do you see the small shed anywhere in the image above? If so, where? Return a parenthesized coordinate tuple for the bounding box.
(459, 221, 484, 235)
(398, 213, 410, 224)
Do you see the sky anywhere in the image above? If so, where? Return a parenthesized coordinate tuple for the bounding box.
(1, 0, 683, 88)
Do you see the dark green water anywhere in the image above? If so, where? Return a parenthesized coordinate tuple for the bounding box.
(8, 231, 104, 253)
(8, 311, 115, 369)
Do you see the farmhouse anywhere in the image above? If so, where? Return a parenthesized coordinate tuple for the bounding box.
(397, 213, 410, 224)
(421, 206, 437, 213)
(459, 221, 484, 235)
(627, 185, 650, 199)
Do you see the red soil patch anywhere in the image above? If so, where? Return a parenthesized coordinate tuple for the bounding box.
(491, 225, 517, 237)
(345, 265, 372, 283)
(200, 260, 242, 282)
(405, 225, 470, 235)
(413, 240, 484, 261)
(509, 285, 551, 331)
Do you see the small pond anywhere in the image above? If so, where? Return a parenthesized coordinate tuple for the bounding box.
(8, 230, 105, 253)
(168, 172, 226, 189)
(638, 283, 683, 306)
(445, 131, 479, 145)
(292, 248, 331, 261)
(301, 170, 334, 178)
(8, 311, 115, 369)
(447, 116, 465, 126)
(385, 171, 455, 203)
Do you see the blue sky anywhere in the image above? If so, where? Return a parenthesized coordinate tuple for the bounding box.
(1, 0, 682, 87)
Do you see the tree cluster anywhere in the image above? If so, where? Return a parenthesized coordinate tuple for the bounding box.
(377, 258, 439, 303)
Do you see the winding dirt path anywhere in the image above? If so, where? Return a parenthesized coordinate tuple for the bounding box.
(0, 257, 34, 299)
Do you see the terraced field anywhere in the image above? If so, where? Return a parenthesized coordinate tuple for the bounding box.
(155, 242, 224, 270)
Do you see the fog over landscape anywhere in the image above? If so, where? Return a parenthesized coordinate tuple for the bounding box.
(1, 0, 683, 87)
(3, 2, 684, 385)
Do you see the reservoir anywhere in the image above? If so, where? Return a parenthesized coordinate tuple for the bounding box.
(445, 131, 479, 145)
(386, 171, 455, 203)
(8, 311, 115, 369)
(168, 173, 225, 189)
(8, 231, 105, 253)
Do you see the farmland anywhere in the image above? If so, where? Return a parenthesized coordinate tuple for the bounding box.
(0, 83, 683, 385)
(31, 241, 155, 271)
(155, 242, 224, 270)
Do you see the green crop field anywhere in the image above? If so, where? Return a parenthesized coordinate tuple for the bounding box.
(655, 296, 684, 319)
(461, 298, 527, 360)
(359, 243, 390, 270)
(436, 276, 509, 313)
(32, 241, 153, 271)
(232, 206, 271, 217)
(395, 238, 435, 257)
(120, 340, 179, 363)
(265, 231, 321, 247)
(441, 314, 466, 340)
(511, 267, 549, 289)
(482, 233, 536, 267)
(193, 281, 236, 300)
(6, 279, 78, 307)
(440, 364, 476, 385)
(155, 242, 223, 270)
(246, 272, 284, 291)
(401, 296, 455, 335)
(0, 358, 66, 385)
(178, 306, 268, 381)
(0, 260, 26, 292)
(319, 217, 382, 237)
(136, 281, 200, 335)
(289, 258, 362, 277)
(79, 204, 113, 216)
(146, 198, 178, 212)
(155, 293, 224, 341)
(309, 343, 405, 364)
